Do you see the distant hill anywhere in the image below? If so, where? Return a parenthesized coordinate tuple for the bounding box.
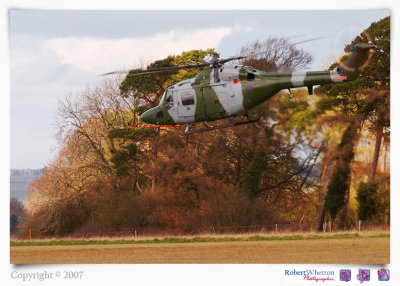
(10, 169, 44, 201)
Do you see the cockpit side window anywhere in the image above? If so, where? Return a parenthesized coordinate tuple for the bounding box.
(181, 92, 195, 106)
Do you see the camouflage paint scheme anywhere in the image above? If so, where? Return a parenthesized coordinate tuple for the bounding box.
(140, 44, 375, 125)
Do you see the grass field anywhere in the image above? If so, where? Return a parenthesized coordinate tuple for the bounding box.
(10, 232, 390, 264)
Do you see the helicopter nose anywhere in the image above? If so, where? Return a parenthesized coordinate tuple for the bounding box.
(140, 108, 156, 124)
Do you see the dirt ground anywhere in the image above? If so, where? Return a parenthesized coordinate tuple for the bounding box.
(10, 237, 389, 264)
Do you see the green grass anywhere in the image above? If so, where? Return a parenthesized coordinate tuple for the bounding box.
(10, 232, 389, 247)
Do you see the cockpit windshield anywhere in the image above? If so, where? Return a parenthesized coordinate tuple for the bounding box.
(166, 89, 173, 102)
(159, 91, 166, 106)
(161, 87, 174, 109)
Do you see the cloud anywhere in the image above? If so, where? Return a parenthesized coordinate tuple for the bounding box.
(44, 27, 234, 74)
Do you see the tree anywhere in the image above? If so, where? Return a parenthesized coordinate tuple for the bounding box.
(22, 78, 152, 235)
(316, 16, 390, 229)
(357, 16, 390, 181)
(119, 49, 219, 193)
(241, 150, 267, 198)
(10, 198, 26, 235)
(22, 50, 226, 235)
(239, 37, 312, 72)
(356, 182, 378, 221)
(322, 120, 360, 227)
(120, 49, 219, 105)
(362, 89, 390, 180)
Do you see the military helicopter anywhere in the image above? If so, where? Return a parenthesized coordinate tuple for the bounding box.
(104, 37, 376, 135)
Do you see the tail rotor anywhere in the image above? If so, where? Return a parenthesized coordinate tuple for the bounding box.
(336, 30, 376, 76)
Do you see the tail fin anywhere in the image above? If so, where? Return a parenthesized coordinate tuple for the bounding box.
(335, 43, 376, 80)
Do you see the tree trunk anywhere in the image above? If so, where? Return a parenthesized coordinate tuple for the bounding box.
(325, 118, 361, 229)
(317, 154, 330, 232)
(382, 141, 387, 173)
(339, 171, 351, 230)
(370, 125, 383, 181)
(236, 132, 243, 183)
(317, 207, 326, 232)
(150, 129, 160, 193)
(337, 120, 361, 229)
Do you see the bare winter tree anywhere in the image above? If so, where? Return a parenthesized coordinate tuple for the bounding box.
(238, 37, 313, 72)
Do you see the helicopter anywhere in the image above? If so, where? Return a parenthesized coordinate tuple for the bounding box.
(104, 37, 376, 135)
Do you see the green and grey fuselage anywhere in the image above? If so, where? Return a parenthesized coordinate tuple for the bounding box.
(140, 44, 375, 125)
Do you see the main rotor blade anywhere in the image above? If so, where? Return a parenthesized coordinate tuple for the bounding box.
(100, 62, 210, 76)
(219, 37, 324, 64)
(99, 70, 130, 76)
(100, 37, 323, 77)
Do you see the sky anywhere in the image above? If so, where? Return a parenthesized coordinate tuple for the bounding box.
(9, 10, 390, 169)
